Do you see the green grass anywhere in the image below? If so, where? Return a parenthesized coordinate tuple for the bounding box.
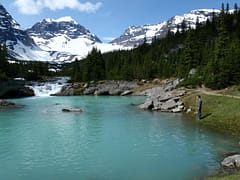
(206, 173, 240, 180)
(182, 91, 240, 179)
(182, 92, 240, 136)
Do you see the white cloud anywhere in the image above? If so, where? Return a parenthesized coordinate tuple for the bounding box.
(13, 0, 41, 15)
(13, 0, 102, 15)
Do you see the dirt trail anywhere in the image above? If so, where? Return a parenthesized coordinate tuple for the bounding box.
(193, 88, 240, 99)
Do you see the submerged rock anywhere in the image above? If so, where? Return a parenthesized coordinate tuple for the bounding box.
(0, 99, 21, 109)
(62, 108, 83, 113)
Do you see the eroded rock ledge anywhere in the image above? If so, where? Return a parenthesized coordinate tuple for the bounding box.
(137, 79, 186, 112)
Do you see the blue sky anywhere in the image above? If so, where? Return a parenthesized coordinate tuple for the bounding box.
(1, 0, 239, 42)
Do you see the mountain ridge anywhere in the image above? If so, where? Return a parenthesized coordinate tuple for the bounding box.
(0, 3, 223, 62)
(111, 9, 221, 47)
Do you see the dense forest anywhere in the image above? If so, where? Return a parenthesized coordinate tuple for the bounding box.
(67, 3, 240, 89)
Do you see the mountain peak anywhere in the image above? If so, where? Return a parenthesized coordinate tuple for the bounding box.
(0, 3, 22, 30)
(112, 9, 220, 47)
(190, 9, 221, 14)
(44, 16, 78, 24)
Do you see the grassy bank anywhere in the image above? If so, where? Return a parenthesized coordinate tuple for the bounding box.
(182, 90, 240, 137)
(182, 89, 240, 179)
(207, 173, 240, 180)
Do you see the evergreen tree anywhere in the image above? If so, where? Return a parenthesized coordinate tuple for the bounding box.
(0, 44, 9, 79)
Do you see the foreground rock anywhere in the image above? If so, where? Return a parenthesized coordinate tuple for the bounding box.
(0, 79, 34, 98)
(221, 154, 240, 169)
(1, 86, 34, 98)
(138, 79, 186, 112)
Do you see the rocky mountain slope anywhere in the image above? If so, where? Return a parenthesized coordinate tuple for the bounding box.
(0, 4, 49, 61)
(111, 9, 221, 47)
(0, 4, 124, 62)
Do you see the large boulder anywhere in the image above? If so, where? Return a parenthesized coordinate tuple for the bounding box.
(221, 154, 240, 168)
(0, 79, 34, 98)
(138, 98, 154, 110)
(138, 88, 186, 112)
(0, 86, 34, 98)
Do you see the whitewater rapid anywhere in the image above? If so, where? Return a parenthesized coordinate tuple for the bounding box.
(26, 77, 70, 97)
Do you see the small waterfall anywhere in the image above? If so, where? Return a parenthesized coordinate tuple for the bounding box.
(27, 77, 70, 97)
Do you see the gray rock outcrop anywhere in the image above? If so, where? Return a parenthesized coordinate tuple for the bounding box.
(55, 80, 139, 96)
(221, 154, 240, 168)
(138, 79, 186, 112)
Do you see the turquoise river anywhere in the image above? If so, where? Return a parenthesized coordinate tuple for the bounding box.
(0, 96, 239, 180)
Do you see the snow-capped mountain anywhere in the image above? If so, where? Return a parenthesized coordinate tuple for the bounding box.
(0, 4, 50, 61)
(26, 16, 124, 62)
(0, 4, 124, 63)
(111, 9, 221, 47)
(0, 3, 222, 62)
(27, 16, 101, 52)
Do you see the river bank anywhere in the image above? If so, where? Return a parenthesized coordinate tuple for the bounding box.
(0, 78, 239, 179)
(182, 88, 240, 137)
(181, 88, 240, 179)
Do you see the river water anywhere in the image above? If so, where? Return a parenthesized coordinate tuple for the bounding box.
(0, 96, 238, 180)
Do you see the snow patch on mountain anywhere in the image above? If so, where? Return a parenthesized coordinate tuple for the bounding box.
(45, 16, 78, 24)
(112, 9, 221, 47)
(7, 40, 51, 61)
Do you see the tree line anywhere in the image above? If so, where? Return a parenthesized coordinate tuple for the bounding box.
(67, 3, 240, 89)
(0, 45, 54, 81)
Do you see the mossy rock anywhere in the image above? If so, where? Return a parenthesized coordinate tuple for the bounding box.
(74, 87, 85, 95)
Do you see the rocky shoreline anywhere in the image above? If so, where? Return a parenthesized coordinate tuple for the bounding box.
(54, 78, 187, 113)
(54, 80, 140, 96)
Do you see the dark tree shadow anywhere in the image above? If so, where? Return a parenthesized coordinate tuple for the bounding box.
(201, 113, 212, 119)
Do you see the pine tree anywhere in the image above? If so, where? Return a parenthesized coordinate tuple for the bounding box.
(0, 44, 9, 79)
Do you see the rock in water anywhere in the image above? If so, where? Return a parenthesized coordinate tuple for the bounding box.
(0, 100, 17, 108)
(62, 108, 83, 113)
(221, 154, 240, 168)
